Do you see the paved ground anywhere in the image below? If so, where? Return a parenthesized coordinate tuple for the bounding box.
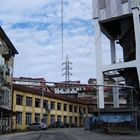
(0, 128, 140, 140)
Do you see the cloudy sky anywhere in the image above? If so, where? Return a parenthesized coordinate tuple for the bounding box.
(0, 0, 113, 83)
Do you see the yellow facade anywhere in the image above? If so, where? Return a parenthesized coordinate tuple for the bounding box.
(12, 89, 88, 130)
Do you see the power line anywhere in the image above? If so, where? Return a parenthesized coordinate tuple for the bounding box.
(80, 0, 122, 64)
(75, 0, 111, 68)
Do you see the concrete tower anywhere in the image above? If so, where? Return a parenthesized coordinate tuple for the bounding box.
(93, 0, 140, 108)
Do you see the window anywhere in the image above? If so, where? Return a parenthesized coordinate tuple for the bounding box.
(50, 115, 55, 124)
(26, 97, 32, 106)
(83, 107, 86, 114)
(57, 115, 61, 122)
(57, 103, 61, 110)
(75, 117, 78, 127)
(69, 105, 73, 112)
(63, 104, 67, 111)
(50, 101, 55, 109)
(16, 112, 22, 124)
(26, 113, 32, 125)
(16, 95, 23, 105)
(99, 0, 105, 9)
(122, 0, 128, 4)
(35, 98, 40, 107)
(43, 100, 48, 108)
(63, 89, 65, 92)
(69, 116, 73, 125)
(0, 90, 10, 106)
(64, 116, 67, 124)
(42, 114, 48, 124)
(74, 105, 78, 113)
(35, 113, 40, 123)
(79, 106, 83, 113)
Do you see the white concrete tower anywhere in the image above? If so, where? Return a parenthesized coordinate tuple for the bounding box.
(93, 0, 140, 109)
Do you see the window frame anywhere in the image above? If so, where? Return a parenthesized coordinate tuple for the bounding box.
(16, 112, 22, 124)
(35, 98, 40, 108)
(26, 97, 32, 107)
(69, 105, 73, 112)
(63, 104, 67, 111)
(57, 102, 61, 110)
(50, 101, 55, 110)
(43, 100, 48, 108)
(34, 113, 40, 123)
(26, 112, 32, 125)
(16, 95, 23, 105)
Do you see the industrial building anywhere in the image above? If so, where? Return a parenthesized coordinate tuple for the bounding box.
(0, 26, 18, 132)
(93, 0, 140, 129)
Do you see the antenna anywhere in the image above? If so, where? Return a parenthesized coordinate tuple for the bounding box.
(61, 0, 64, 63)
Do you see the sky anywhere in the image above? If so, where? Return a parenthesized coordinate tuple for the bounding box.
(0, 0, 114, 83)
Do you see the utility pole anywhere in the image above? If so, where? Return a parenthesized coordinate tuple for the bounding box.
(62, 55, 72, 93)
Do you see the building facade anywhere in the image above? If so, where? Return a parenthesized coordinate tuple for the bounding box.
(12, 84, 88, 130)
(0, 27, 18, 132)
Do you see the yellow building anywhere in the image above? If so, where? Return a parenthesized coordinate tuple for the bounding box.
(12, 84, 89, 130)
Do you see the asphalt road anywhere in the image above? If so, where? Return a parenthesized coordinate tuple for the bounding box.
(1, 128, 140, 140)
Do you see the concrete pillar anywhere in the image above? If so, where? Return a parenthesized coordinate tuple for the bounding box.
(110, 39, 116, 64)
(132, 6, 140, 87)
(95, 19, 104, 109)
(113, 86, 119, 108)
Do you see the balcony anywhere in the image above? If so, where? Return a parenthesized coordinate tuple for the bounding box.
(0, 88, 10, 109)
(0, 64, 11, 86)
(0, 44, 9, 55)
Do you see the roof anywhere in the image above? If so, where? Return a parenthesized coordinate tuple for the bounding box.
(13, 77, 46, 82)
(0, 26, 18, 55)
(13, 84, 92, 105)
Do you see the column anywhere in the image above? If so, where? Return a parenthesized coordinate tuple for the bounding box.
(110, 39, 116, 64)
(113, 87, 119, 108)
(95, 18, 104, 109)
(132, 6, 140, 87)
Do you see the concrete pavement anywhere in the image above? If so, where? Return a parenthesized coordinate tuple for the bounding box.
(0, 128, 140, 140)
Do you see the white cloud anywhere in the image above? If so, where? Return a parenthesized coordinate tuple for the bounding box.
(0, 0, 97, 83)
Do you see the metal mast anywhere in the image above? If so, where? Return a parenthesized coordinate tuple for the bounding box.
(62, 55, 72, 83)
